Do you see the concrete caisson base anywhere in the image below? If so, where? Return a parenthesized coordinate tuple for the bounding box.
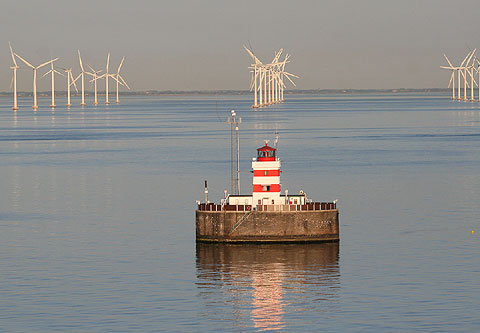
(196, 209, 339, 243)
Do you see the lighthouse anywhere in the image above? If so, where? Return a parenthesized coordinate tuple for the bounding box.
(196, 136, 339, 243)
(252, 141, 283, 206)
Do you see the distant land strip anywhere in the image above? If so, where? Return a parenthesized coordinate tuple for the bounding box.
(0, 88, 450, 97)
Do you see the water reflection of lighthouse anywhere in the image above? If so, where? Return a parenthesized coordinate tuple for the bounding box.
(196, 243, 340, 331)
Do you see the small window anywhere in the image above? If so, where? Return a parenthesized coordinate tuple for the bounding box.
(262, 185, 270, 191)
(264, 170, 268, 176)
(294, 199, 298, 204)
(258, 199, 261, 204)
(271, 200, 274, 204)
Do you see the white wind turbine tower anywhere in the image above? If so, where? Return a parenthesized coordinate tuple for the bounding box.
(85, 65, 103, 105)
(77, 50, 87, 105)
(267, 49, 283, 104)
(466, 49, 477, 101)
(113, 56, 130, 104)
(97, 53, 114, 104)
(456, 51, 471, 100)
(248, 63, 259, 106)
(475, 58, 480, 102)
(462, 50, 475, 101)
(259, 65, 266, 106)
(262, 65, 267, 106)
(62, 67, 79, 107)
(243, 45, 263, 108)
(15, 53, 58, 110)
(42, 61, 64, 108)
(468, 60, 477, 102)
(8, 42, 19, 111)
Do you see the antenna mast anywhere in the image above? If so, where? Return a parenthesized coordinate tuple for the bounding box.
(228, 110, 241, 195)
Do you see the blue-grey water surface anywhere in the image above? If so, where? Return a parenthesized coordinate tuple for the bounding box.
(1, 93, 479, 331)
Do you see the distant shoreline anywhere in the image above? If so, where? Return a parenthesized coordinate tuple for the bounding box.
(0, 88, 449, 97)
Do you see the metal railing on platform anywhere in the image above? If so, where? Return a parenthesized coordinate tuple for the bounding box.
(197, 202, 336, 212)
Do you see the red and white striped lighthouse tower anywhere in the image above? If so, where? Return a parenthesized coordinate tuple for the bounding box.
(252, 141, 283, 206)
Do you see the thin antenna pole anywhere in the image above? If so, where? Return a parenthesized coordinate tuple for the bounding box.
(228, 110, 241, 195)
(236, 121, 240, 194)
(231, 116, 234, 194)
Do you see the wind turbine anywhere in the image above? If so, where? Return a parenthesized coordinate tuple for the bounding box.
(97, 53, 113, 104)
(85, 65, 103, 105)
(113, 56, 129, 104)
(77, 50, 86, 105)
(15, 53, 58, 110)
(464, 50, 476, 101)
(244, 45, 263, 108)
(465, 49, 477, 101)
(468, 60, 478, 102)
(62, 67, 79, 107)
(441, 54, 459, 100)
(460, 51, 474, 101)
(278, 54, 298, 101)
(266, 49, 283, 104)
(8, 42, 19, 111)
(42, 61, 64, 108)
(475, 58, 480, 102)
(455, 51, 472, 100)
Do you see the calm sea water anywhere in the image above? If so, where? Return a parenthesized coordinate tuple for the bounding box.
(1, 93, 479, 331)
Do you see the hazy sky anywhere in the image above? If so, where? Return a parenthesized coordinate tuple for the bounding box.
(2, 0, 480, 91)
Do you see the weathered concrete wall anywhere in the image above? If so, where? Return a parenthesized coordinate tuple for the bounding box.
(196, 209, 339, 243)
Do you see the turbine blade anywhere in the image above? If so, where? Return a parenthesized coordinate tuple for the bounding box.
(283, 71, 299, 79)
(118, 75, 129, 89)
(70, 73, 79, 92)
(38, 57, 59, 69)
(460, 51, 471, 67)
(460, 70, 469, 87)
(466, 49, 476, 66)
(14, 53, 34, 69)
(106, 53, 110, 72)
(117, 56, 125, 73)
(41, 70, 52, 78)
(9, 42, 18, 67)
(443, 54, 454, 68)
(284, 74, 297, 87)
(78, 50, 85, 72)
